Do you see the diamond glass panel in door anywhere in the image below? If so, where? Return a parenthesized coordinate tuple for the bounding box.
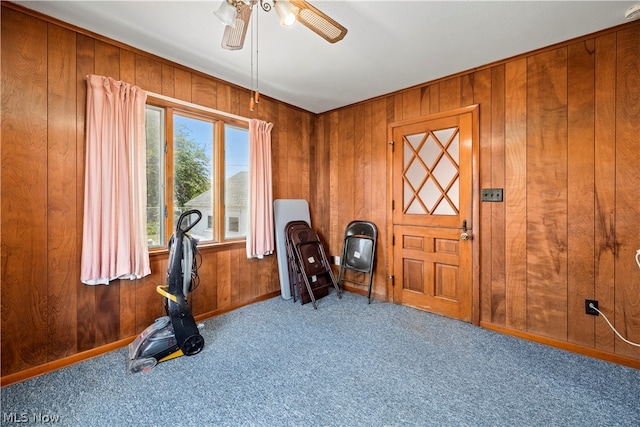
(403, 133, 428, 214)
(402, 127, 460, 216)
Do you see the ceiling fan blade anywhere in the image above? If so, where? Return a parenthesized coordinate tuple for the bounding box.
(221, 2, 253, 50)
(290, 0, 347, 43)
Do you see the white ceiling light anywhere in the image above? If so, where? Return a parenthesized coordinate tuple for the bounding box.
(214, 1, 238, 27)
(274, 1, 299, 27)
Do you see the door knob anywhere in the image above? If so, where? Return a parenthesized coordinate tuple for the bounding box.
(461, 220, 470, 240)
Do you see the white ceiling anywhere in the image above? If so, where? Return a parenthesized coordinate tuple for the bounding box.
(14, 1, 638, 113)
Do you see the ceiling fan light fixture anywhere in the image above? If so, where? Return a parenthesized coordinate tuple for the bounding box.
(215, 0, 238, 27)
(274, 1, 299, 27)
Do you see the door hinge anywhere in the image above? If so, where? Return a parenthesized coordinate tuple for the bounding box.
(388, 274, 395, 287)
(389, 140, 394, 151)
(391, 200, 395, 210)
(164, 205, 168, 218)
(392, 234, 395, 246)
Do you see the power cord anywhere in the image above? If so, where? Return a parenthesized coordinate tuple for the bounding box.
(589, 303, 640, 347)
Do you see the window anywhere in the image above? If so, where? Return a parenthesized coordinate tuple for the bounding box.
(145, 101, 249, 248)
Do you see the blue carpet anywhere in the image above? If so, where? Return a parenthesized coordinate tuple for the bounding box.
(2, 292, 639, 426)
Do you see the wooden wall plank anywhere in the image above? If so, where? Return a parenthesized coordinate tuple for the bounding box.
(295, 111, 311, 200)
(328, 111, 341, 255)
(337, 107, 356, 254)
(472, 68, 493, 322)
(95, 282, 120, 346)
(191, 74, 217, 109)
(401, 88, 421, 119)
(1, 7, 49, 373)
(216, 251, 231, 310)
(419, 86, 431, 115)
(362, 103, 373, 222)
(174, 68, 192, 102)
(461, 74, 474, 107)
(439, 77, 461, 111)
(75, 33, 96, 353)
(118, 47, 138, 339)
(134, 258, 166, 332)
(594, 33, 617, 353)
(217, 82, 231, 113)
(310, 115, 329, 240)
(429, 83, 440, 114)
(47, 23, 79, 361)
(120, 50, 135, 84)
(490, 65, 506, 323)
(135, 54, 162, 93)
(161, 63, 175, 97)
(353, 104, 366, 220)
(614, 25, 640, 358)
(504, 58, 527, 330)
(370, 98, 389, 299)
(526, 48, 568, 339)
(95, 40, 119, 79)
(567, 39, 596, 346)
(192, 249, 218, 315)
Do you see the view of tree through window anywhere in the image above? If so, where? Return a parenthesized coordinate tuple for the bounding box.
(145, 103, 249, 248)
(173, 114, 213, 240)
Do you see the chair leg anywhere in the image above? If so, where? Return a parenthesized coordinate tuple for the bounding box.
(304, 278, 318, 309)
(328, 268, 342, 299)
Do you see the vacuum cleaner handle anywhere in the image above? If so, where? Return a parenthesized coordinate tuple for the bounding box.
(177, 209, 202, 234)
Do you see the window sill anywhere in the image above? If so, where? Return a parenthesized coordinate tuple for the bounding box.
(149, 240, 246, 258)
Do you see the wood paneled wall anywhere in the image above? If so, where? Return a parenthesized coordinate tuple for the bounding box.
(1, 4, 312, 381)
(313, 22, 640, 366)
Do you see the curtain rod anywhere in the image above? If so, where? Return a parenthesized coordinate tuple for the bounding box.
(146, 91, 251, 123)
(83, 75, 250, 123)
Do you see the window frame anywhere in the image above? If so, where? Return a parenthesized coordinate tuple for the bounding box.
(146, 96, 249, 252)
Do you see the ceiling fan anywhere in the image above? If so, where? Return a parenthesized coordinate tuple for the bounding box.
(215, 0, 348, 51)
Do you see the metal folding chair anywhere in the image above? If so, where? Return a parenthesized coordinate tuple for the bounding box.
(337, 220, 377, 303)
(287, 221, 341, 309)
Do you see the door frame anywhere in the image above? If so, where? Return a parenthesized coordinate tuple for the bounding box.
(386, 105, 481, 325)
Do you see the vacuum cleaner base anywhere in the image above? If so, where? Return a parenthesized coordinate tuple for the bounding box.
(126, 316, 181, 374)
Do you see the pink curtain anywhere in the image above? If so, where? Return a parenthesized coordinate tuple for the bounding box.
(81, 75, 150, 285)
(246, 119, 275, 259)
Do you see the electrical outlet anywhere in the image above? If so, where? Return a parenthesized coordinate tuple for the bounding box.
(585, 299, 599, 316)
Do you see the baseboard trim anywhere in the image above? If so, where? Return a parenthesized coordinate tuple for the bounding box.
(481, 321, 640, 370)
(1, 291, 281, 388)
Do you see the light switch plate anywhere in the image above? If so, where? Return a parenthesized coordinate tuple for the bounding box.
(481, 188, 503, 202)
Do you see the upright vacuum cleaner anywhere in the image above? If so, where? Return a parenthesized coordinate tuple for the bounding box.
(126, 210, 205, 374)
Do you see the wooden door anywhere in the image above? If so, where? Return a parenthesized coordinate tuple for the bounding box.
(390, 108, 476, 322)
